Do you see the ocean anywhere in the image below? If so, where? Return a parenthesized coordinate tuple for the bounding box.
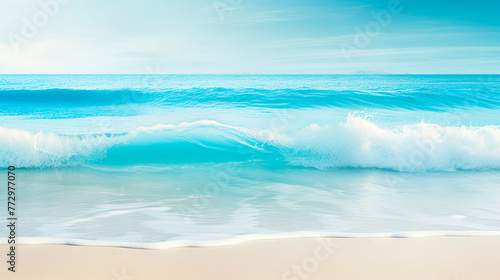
(1, 74, 500, 248)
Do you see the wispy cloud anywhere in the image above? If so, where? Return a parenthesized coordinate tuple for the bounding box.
(1, 0, 499, 74)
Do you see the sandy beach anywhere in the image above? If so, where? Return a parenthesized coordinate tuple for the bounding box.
(2, 236, 500, 280)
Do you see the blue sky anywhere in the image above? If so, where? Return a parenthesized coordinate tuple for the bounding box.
(0, 0, 499, 74)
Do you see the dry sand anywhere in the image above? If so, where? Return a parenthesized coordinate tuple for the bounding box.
(2, 236, 500, 280)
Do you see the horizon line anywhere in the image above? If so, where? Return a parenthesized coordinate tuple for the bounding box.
(1, 73, 499, 75)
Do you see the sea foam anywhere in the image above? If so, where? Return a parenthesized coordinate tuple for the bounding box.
(1, 116, 500, 171)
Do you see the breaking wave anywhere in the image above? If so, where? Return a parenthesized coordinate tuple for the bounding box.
(1, 116, 500, 171)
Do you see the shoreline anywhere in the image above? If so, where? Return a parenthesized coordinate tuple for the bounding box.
(2, 230, 500, 249)
(2, 236, 500, 280)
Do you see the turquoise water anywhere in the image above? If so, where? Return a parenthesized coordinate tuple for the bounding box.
(1, 74, 500, 245)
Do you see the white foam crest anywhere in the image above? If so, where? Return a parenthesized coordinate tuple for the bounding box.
(262, 115, 500, 171)
(133, 119, 266, 139)
(2, 117, 500, 171)
(0, 121, 264, 168)
(0, 127, 113, 168)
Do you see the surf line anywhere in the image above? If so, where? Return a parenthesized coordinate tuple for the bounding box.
(6, 166, 17, 273)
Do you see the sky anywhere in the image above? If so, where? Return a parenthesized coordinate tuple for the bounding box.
(0, 0, 499, 74)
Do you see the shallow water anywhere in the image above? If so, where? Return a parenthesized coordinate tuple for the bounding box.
(5, 166, 499, 244)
